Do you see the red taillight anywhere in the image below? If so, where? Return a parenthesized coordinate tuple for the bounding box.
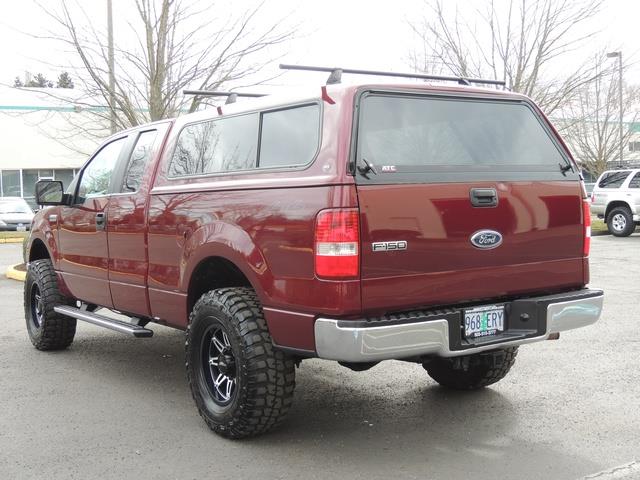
(583, 200, 591, 257)
(314, 209, 359, 278)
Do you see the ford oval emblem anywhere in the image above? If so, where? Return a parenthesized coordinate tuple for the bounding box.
(470, 230, 503, 249)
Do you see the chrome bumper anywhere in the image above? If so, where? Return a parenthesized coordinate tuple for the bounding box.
(314, 289, 604, 362)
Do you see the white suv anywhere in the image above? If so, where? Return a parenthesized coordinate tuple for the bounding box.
(591, 169, 640, 236)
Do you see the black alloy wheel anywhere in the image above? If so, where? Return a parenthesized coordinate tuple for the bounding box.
(30, 284, 45, 329)
(201, 323, 238, 406)
(186, 287, 296, 439)
(24, 259, 76, 350)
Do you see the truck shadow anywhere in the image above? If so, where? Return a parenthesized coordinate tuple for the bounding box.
(252, 359, 601, 478)
(24, 328, 601, 480)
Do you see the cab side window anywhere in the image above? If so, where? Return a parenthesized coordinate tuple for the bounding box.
(122, 130, 158, 192)
(258, 104, 320, 168)
(597, 171, 631, 189)
(169, 114, 259, 177)
(77, 137, 126, 200)
(628, 173, 640, 188)
(167, 104, 320, 178)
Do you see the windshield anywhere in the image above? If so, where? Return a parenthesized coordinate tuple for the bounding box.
(356, 93, 574, 183)
(0, 200, 32, 214)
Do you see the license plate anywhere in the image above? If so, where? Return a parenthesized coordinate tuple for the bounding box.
(17, 225, 26, 232)
(463, 305, 505, 339)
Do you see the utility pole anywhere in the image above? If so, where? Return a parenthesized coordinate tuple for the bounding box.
(107, 0, 116, 134)
(607, 51, 623, 168)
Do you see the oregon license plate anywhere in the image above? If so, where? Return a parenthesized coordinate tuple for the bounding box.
(463, 305, 505, 339)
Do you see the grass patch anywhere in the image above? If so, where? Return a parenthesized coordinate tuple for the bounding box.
(0, 231, 28, 240)
(591, 216, 609, 234)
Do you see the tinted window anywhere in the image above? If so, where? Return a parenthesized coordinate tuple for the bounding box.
(628, 173, 640, 188)
(169, 114, 258, 177)
(122, 130, 157, 192)
(357, 95, 567, 177)
(259, 105, 320, 167)
(598, 171, 630, 188)
(78, 138, 126, 199)
(1, 170, 20, 197)
(22, 170, 39, 198)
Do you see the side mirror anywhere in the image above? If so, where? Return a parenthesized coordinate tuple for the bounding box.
(35, 180, 70, 206)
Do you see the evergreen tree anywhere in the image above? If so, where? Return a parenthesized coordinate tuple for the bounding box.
(26, 73, 54, 88)
(56, 71, 74, 89)
(13, 76, 23, 87)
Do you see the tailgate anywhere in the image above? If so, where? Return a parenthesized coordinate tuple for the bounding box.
(358, 181, 584, 312)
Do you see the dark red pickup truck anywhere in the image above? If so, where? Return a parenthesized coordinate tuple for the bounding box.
(25, 73, 603, 439)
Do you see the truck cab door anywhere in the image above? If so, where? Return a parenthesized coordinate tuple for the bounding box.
(106, 125, 169, 317)
(58, 135, 130, 308)
(627, 172, 640, 212)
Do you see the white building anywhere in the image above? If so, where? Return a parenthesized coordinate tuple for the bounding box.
(0, 86, 106, 207)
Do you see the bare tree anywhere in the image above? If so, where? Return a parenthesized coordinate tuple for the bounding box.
(408, 0, 604, 115)
(33, 0, 297, 134)
(561, 54, 639, 178)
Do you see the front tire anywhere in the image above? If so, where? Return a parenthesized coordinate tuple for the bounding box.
(607, 207, 635, 237)
(186, 287, 295, 439)
(423, 347, 518, 390)
(24, 259, 76, 350)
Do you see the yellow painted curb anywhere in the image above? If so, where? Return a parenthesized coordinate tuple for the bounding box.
(6, 264, 26, 282)
(0, 238, 26, 244)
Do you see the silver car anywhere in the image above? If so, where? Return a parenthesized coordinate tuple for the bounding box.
(590, 169, 640, 237)
(0, 197, 34, 231)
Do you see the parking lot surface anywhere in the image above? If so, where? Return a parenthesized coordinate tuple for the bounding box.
(0, 237, 638, 480)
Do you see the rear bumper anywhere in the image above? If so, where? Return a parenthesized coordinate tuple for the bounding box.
(314, 288, 603, 362)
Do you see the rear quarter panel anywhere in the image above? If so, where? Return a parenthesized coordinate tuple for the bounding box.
(147, 185, 359, 320)
(146, 89, 360, 350)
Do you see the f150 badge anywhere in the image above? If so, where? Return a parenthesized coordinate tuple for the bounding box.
(470, 230, 503, 249)
(372, 241, 408, 252)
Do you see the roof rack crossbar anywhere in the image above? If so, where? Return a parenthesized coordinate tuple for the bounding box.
(279, 64, 506, 87)
(182, 90, 267, 104)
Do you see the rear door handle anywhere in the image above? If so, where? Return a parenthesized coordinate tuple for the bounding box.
(96, 212, 106, 231)
(470, 188, 498, 207)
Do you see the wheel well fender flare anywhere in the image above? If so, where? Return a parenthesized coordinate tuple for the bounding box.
(181, 222, 272, 304)
(605, 201, 633, 219)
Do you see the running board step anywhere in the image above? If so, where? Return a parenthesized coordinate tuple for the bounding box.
(54, 306, 153, 338)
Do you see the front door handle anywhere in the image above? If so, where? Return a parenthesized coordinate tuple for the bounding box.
(96, 212, 106, 231)
(470, 188, 498, 207)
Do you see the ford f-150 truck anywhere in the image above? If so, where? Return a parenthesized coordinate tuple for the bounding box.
(25, 67, 603, 439)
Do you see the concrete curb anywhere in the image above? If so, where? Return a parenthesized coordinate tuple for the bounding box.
(6, 264, 26, 282)
(0, 238, 26, 244)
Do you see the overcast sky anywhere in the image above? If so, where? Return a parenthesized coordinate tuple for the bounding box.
(1, 0, 639, 91)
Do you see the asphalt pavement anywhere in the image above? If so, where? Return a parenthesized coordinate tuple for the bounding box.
(0, 237, 639, 480)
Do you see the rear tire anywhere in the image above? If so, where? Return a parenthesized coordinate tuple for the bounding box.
(24, 259, 76, 350)
(186, 287, 295, 439)
(423, 347, 518, 390)
(607, 207, 635, 237)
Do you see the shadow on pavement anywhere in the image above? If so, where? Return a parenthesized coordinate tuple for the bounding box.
(4, 327, 600, 479)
